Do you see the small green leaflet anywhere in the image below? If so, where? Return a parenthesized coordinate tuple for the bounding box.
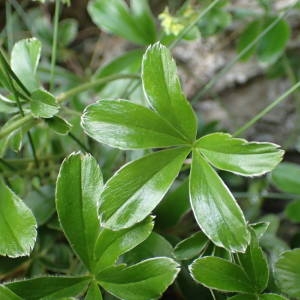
(122, 232, 174, 265)
(195, 133, 284, 176)
(85, 281, 103, 300)
(0, 179, 37, 257)
(56, 153, 103, 272)
(257, 18, 290, 64)
(190, 150, 250, 252)
(275, 248, 300, 298)
(99, 147, 190, 230)
(5, 276, 90, 300)
(88, 0, 156, 45)
(271, 162, 300, 195)
(189, 256, 255, 293)
(30, 89, 59, 118)
(0, 285, 22, 300)
(142, 43, 197, 142)
(46, 116, 72, 135)
(10, 38, 41, 92)
(81, 99, 188, 149)
(174, 232, 209, 261)
(228, 293, 288, 300)
(97, 258, 180, 300)
(94, 217, 153, 271)
(237, 229, 269, 293)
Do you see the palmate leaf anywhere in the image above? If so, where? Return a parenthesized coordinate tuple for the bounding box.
(0, 179, 37, 257)
(196, 133, 284, 176)
(189, 150, 250, 252)
(56, 153, 103, 272)
(5, 276, 90, 300)
(142, 43, 197, 142)
(100, 147, 190, 230)
(81, 100, 189, 149)
(97, 258, 179, 300)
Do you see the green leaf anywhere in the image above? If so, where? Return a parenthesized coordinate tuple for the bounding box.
(81, 100, 188, 150)
(155, 178, 190, 229)
(285, 200, 300, 222)
(0, 285, 22, 300)
(24, 185, 55, 226)
(190, 150, 250, 252)
(100, 147, 190, 230)
(88, 0, 156, 45)
(238, 229, 269, 293)
(237, 20, 261, 61)
(275, 248, 300, 298)
(174, 232, 209, 261)
(97, 258, 179, 300)
(142, 43, 197, 142)
(56, 153, 103, 271)
(0, 179, 37, 257)
(189, 256, 254, 293)
(31, 89, 59, 118)
(228, 294, 288, 300)
(93, 49, 143, 97)
(257, 18, 290, 64)
(271, 162, 300, 195)
(251, 222, 269, 239)
(196, 133, 283, 177)
(259, 294, 288, 300)
(122, 232, 174, 265)
(10, 38, 41, 92)
(85, 282, 102, 300)
(58, 19, 78, 47)
(46, 116, 72, 135)
(6, 276, 90, 300)
(95, 217, 153, 271)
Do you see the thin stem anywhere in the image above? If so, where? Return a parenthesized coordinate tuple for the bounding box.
(7, 73, 24, 116)
(5, 1, 13, 52)
(56, 73, 140, 103)
(169, 0, 221, 49)
(233, 80, 300, 137)
(191, 10, 290, 103)
(50, 0, 60, 92)
(68, 132, 90, 153)
(27, 131, 39, 168)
